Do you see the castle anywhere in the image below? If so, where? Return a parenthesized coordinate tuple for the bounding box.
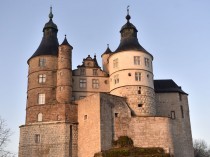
(19, 7, 194, 157)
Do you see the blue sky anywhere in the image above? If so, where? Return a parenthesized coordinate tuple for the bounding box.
(0, 0, 210, 155)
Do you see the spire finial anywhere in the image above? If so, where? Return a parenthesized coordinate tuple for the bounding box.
(107, 44, 109, 48)
(126, 5, 131, 22)
(49, 6, 53, 19)
(127, 5, 130, 15)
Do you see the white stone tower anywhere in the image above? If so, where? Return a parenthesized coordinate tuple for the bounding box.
(109, 8, 156, 116)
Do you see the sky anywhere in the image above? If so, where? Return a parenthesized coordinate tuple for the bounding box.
(0, 0, 210, 155)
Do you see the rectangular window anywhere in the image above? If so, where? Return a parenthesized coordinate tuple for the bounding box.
(38, 74, 46, 83)
(134, 56, 140, 65)
(39, 58, 46, 67)
(179, 93, 182, 101)
(135, 72, 141, 81)
(144, 58, 150, 67)
(80, 68, 86, 75)
(180, 106, 184, 118)
(113, 58, 118, 68)
(114, 75, 119, 84)
(35, 134, 40, 143)
(79, 96, 85, 99)
(93, 69, 98, 76)
(92, 79, 99, 89)
(79, 79, 86, 88)
(171, 111, 176, 120)
(38, 94, 45, 104)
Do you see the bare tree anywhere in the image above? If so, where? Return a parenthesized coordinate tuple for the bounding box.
(194, 139, 210, 157)
(0, 117, 15, 157)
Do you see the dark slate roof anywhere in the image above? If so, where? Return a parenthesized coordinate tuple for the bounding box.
(101, 45, 112, 57)
(154, 79, 187, 94)
(61, 36, 73, 49)
(114, 37, 149, 54)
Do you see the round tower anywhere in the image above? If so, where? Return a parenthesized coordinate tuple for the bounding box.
(109, 9, 156, 116)
(56, 35, 73, 103)
(26, 7, 59, 123)
(101, 44, 112, 74)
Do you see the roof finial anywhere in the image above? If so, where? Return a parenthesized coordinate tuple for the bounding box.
(49, 6, 53, 19)
(107, 44, 109, 48)
(127, 5, 130, 15)
(126, 5, 131, 22)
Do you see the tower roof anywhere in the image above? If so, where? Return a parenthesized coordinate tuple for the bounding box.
(101, 44, 112, 57)
(61, 35, 73, 49)
(114, 6, 152, 57)
(28, 7, 59, 62)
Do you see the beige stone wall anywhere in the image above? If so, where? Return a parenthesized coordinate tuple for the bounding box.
(101, 53, 110, 73)
(100, 93, 131, 150)
(111, 86, 156, 116)
(77, 94, 101, 157)
(72, 67, 109, 100)
(19, 122, 78, 157)
(156, 92, 194, 157)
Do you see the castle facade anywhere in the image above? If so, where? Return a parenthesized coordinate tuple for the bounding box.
(19, 8, 194, 157)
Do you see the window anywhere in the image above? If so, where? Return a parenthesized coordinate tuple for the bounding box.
(115, 113, 119, 117)
(80, 68, 85, 75)
(114, 75, 119, 84)
(179, 93, 182, 101)
(135, 72, 141, 81)
(93, 69, 98, 76)
(134, 56, 140, 65)
(84, 115, 88, 120)
(113, 58, 118, 68)
(35, 134, 40, 143)
(38, 74, 46, 83)
(138, 87, 141, 94)
(79, 79, 86, 88)
(171, 111, 176, 119)
(92, 79, 99, 89)
(39, 58, 46, 67)
(38, 94, 45, 104)
(180, 105, 184, 118)
(138, 104, 143, 107)
(144, 58, 150, 67)
(37, 113, 43, 122)
(71, 96, 75, 101)
(79, 96, 86, 99)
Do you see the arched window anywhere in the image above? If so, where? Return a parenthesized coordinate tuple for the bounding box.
(38, 113, 43, 122)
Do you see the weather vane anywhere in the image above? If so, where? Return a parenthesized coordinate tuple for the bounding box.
(127, 5, 130, 15)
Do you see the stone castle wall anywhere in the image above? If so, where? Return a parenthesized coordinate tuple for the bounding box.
(19, 122, 78, 157)
(111, 86, 156, 116)
(156, 92, 194, 157)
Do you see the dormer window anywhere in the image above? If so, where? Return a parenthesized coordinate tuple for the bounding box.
(80, 68, 85, 75)
(93, 69, 98, 76)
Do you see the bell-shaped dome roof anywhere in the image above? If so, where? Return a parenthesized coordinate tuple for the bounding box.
(28, 7, 59, 62)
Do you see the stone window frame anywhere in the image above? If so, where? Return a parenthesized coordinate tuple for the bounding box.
(38, 93, 45, 105)
(35, 134, 40, 143)
(134, 56, 140, 65)
(180, 105, 184, 118)
(135, 72, 141, 81)
(92, 79, 99, 89)
(113, 58, 118, 68)
(93, 69, 98, 76)
(144, 57, 150, 67)
(171, 111, 176, 120)
(39, 58, 46, 67)
(80, 68, 86, 76)
(38, 74, 46, 83)
(79, 79, 87, 88)
(114, 74, 119, 84)
(37, 113, 43, 122)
